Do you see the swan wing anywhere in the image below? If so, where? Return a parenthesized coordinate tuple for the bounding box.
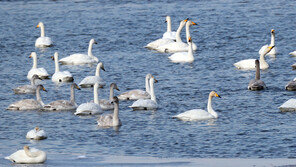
(13, 85, 36, 94)
(99, 99, 114, 110)
(27, 68, 49, 79)
(7, 99, 42, 110)
(118, 89, 150, 100)
(173, 109, 214, 121)
(248, 79, 266, 90)
(79, 76, 105, 87)
(168, 52, 191, 63)
(146, 38, 174, 50)
(163, 31, 176, 40)
(234, 59, 256, 70)
(59, 54, 98, 65)
(97, 114, 113, 126)
(35, 37, 53, 47)
(75, 103, 102, 115)
(44, 100, 75, 111)
(129, 99, 157, 110)
(156, 42, 188, 53)
(52, 71, 73, 82)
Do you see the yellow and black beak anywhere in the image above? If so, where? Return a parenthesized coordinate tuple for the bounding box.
(216, 93, 221, 98)
(191, 21, 197, 25)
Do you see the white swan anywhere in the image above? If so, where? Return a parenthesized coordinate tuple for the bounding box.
(129, 75, 158, 110)
(79, 62, 105, 88)
(289, 51, 296, 57)
(248, 60, 266, 90)
(7, 85, 47, 110)
(5, 146, 46, 164)
(13, 75, 42, 94)
(35, 22, 53, 48)
(59, 39, 98, 65)
(97, 96, 122, 127)
(168, 37, 194, 63)
(259, 29, 277, 55)
(279, 99, 296, 112)
(234, 46, 274, 70)
(27, 52, 49, 80)
(75, 82, 102, 115)
(163, 16, 177, 40)
(99, 83, 120, 110)
(51, 52, 73, 83)
(43, 83, 80, 111)
(118, 74, 152, 101)
(155, 19, 188, 53)
(173, 91, 221, 121)
(26, 127, 47, 140)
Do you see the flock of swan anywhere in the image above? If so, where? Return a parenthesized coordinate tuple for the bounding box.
(4, 16, 296, 164)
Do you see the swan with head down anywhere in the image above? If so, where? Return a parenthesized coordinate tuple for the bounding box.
(5, 146, 46, 164)
(51, 52, 74, 83)
(27, 52, 49, 80)
(79, 62, 106, 88)
(13, 75, 42, 94)
(35, 22, 53, 48)
(26, 127, 47, 140)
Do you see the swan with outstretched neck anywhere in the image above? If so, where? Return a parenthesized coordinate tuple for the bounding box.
(27, 52, 49, 80)
(79, 62, 106, 88)
(248, 60, 266, 90)
(173, 91, 221, 121)
(26, 127, 47, 140)
(168, 36, 194, 63)
(97, 96, 122, 127)
(51, 52, 73, 83)
(13, 75, 42, 94)
(35, 22, 53, 48)
(59, 39, 98, 65)
(5, 145, 47, 164)
(259, 29, 277, 55)
(99, 83, 120, 110)
(163, 16, 177, 40)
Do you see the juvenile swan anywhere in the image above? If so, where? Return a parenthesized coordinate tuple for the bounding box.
(97, 96, 122, 127)
(79, 62, 105, 88)
(51, 52, 73, 83)
(285, 78, 296, 91)
(59, 39, 98, 65)
(26, 127, 47, 140)
(43, 83, 81, 111)
(99, 83, 120, 110)
(5, 146, 47, 164)
(7, 85, 47, 110)
(168, 37, 194, 63)
(248, 60, 266, 90)
(27, 52, 49, 80)
(118, 74, 152, 101)
(13, 75, 42, 94)
(173, 91, 221, 121)
(35, 22, 53, 48)
(259, 29, 277, 55)
(129, 75, 158, 110)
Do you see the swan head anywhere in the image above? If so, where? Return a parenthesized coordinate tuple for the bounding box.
(111, 83, 120, 91)
(255, 59, 259, 67)
(165, 16, 171, 23)
(72, 83, 81, 90)
(36, 22, 44, 28)
(97, 62, 105, 71)
(187, 20, 197, 26)
(24, 145, 30, 150)
(151, 75, 158, 83)
(51, 52, 59, 60)
(263, 45, 275, 55)
(188, 37, 192, 43)
(37, 85, 47, 92)
(271, 29, 275, 34)
(146, 74, 152, 80)
(29, 52, 37, 58)
(32, 74, 42, 80)
(90, 39, 98, 45)
(35, 126, 40, 131)
(210, 91, 221, 98)
(111, 96, 119, 104)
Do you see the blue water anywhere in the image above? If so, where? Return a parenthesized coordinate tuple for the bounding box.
(1, 0, 296, 166)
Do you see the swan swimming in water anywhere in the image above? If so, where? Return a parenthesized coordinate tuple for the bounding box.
(173, 91, 221, 121)
(168, 36, 194, 63)
(99, 83, 120, 110)
(259, 29, 277, 55)
(162, 16, 177, 40)
(59, 39, 98, 65)
(26, 127, 47, 140)
(27, 52, 49, 80)
(51, 52, 74, 83)
(5, 146, 47, 164)
(97, 96, 122, 127)
(79, 62, 106, 88)
(248, 60, 266, 90)
(13, 75, 42, 94)
(35, 22, 53, 48)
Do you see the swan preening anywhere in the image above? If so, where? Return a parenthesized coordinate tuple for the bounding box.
(5, 146, 46, 164)
(168, 36, 194, 63)
(173, 91, 221, 121)
(52, 52, 74, 83)
(35, 22, 53, 48)
(118, 74, 152, 101)
(59, 39, 98, 65)
(259, 29, 277, 55)
(129, 75, 158, 110)
(13, 75, 42, 94)
(234, 46, 274, 70)
(97, 96, 122, 127)
(7, 85, 47, 110)
(99, 83, 120, 110)
(248, 60, 266, 90)
(26, 127, 47, 140)
(79, 62, 106, 88)
(43, 83, 80, 111)
(27, 52, 49, 80)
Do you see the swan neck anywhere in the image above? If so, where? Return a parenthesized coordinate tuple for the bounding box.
(88, 42, 94, 57)
(176, 22, 185, 43)
(186, 22, 191, 41)
(94, 83, 99, 104)
(255, 63, 260, 80)
(31, 77, 36, 86)
(109, 85, 114, 100)
(54, 55, 59, 72)
(150, 79, 156, 102)
(270, 33, 275, 46)
(33, 55, 37, 69)
(188, 42, 194, 59)
(113, 102, 120, 126)
(40, 24, 45, 37)
(167, 18, 172, 32)
(70, 85, 75, 104)
(259, 54, 266, 64)
(95, 66, 100, 76)
(24, 147, 34, 157)
(36, 87, 44, 106)
(207, 95, 217, 118)
(145, 76, 150, 94)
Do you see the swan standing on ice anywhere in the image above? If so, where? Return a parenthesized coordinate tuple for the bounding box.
(5, 146, 46, 164)
(97, 96, 122, 127)
(59, 39, 98, 65)
(43, 83, 81, 111)
(51, 52, 73, 83)
(79, 62, 105, 88)
(129, 75, 158, 110)
(234, 46, 274, 70)
(26, 127, 47, 140)
(7, 85, 47, 110)
(27, 52, 49, 80)
(118, 74, 152, 101)
(173, 91, 221, 121)
(35, 22, 53, 48)
(75, 82, 102, 115)
(168, 37, 194, 63)
(259, 29, 277, 55)
(248, 60, 266, 90)
(13, 75, 42, 94)
(99, 83, 120, 110)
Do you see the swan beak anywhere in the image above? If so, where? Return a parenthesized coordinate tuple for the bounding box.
(271, 29, 275, 33)
(116, 87, 120, 91)
(36, 24, 40, 28)
(154, 78, 158, 83)
(215, 93, 221, 98)
(43, 87, 47, 92)
(268, 46, 275, 51)
(35, 126, 39, 131)
(29, 55, 32, 58)
(191, 21, 197, 25)
(184, 18, 189, 22)
(51, 56, 54, 60)
(188, 37, 192, 42)
(101, 66, 105, 71)
(76, 85, 81, 90)
(94, 41, 98, 44)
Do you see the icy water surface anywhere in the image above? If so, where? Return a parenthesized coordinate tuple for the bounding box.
(1, 0, 296, 166)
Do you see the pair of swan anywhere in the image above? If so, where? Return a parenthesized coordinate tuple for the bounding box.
(234, 46, 274, 70)
(259, 29, 277, 55)
(59, 39, 99, 65)
(79, 62, 106, 88)
(168, 37, 194, 63)
(5, 146, 46, 164)
(173, 91, 221, 121)
(27, 52, 49, 80)
(129, 75, 158, 110)
(248, 60, 266, 90)
(13, 75, 42, 94)
(43, 83, 81, 111)
(52, 52, 73, 83)
(26, 127, 47, 140)
(35, 22, 53, 48)
(97, 96, 122, 127)
(7, 85, 47, 110)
